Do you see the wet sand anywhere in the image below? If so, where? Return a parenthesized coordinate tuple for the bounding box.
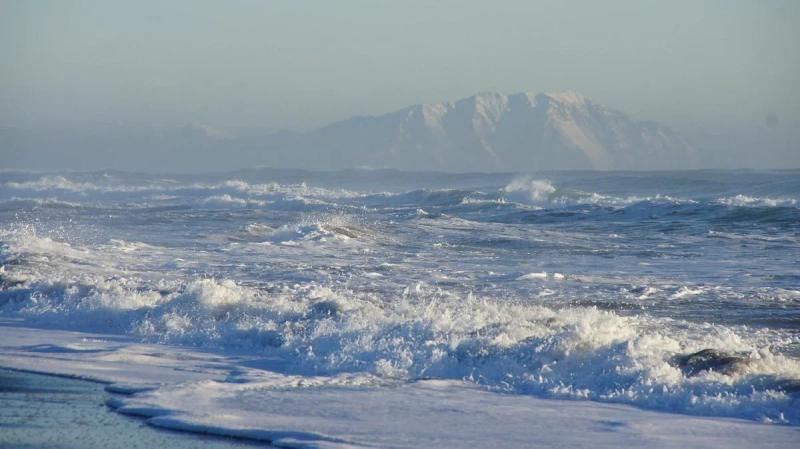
(0, 368, 271, 449)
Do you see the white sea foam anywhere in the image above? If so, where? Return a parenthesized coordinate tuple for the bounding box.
(670, 286, 706, 299)
(0, 197, 85, 208)
(717, 195, 798, 208)
(4, 174, 708, 214)
(1, 230, 799, 423)
(200, 194, 267, 208)
(2, 169, 800, 432)
(4, 175, 108, 192)
(518, 271, 548, 280)
(4, 326, 796, 449)
(500, 176, 693, 208)
(3, 176, 360, 206)
(502, 177, 557, 205)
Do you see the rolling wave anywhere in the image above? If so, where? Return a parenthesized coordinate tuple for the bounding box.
(2, 169, 799, 424)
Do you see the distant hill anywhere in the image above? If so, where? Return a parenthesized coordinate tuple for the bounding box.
(0, 91, 700, 172)
(272, 90, 697, 171)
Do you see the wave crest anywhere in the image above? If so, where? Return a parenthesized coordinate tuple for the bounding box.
(2, 235, 799, 423)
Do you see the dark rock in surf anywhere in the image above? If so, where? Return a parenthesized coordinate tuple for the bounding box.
(671, 349, 748, 377)
(310, 300, 341, 317)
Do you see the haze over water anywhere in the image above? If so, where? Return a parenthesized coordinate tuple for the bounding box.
(2, 1, 799, 171)
(1, 2, 800, 447)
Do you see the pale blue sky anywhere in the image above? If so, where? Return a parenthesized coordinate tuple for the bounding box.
(2, 0, 798, 132)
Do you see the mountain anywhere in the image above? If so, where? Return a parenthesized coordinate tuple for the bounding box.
(1, 91, 700, 172)
(273, 91, 697, 171)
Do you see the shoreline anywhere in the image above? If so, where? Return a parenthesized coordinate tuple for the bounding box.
(1, 323, 798, 449)
(0, 366, 275, 449)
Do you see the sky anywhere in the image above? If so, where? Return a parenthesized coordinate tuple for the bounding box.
(1, 0, 799, 170)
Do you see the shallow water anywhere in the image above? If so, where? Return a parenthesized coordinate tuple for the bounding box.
(0, 368, 269, 448)
(1, 169, 799, 423)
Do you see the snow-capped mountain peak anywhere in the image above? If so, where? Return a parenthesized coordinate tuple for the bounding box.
(280, 90, 695, 171)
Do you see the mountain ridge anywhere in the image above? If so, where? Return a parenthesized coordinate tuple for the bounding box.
(0, 90, 700, 172)
(276, 90, 696, 171)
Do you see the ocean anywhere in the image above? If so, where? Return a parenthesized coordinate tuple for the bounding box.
(1, 168, 799, 429)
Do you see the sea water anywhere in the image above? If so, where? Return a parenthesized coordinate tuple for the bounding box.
(0, 168, 798, 423)
(0, 368, 270, 448)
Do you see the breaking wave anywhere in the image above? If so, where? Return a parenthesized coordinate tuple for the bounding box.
(717, 195, 798, 208)
(1, 229, 799, 424)
(2, 169, 800, 425)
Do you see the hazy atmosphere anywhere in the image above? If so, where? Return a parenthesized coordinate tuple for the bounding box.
(2, 3, 800, 448)
(2, 0, 798, 171)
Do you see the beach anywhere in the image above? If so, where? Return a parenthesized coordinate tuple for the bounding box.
(1, 169, 799, 448)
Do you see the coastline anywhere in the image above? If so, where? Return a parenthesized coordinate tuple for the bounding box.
(0, 367, 272, 449)
(1, 320, 797, 449)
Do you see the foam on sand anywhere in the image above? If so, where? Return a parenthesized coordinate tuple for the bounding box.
(1, 323, 798, 449)
(1, 229, 798, 424)
(2, 169, 800, 448)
